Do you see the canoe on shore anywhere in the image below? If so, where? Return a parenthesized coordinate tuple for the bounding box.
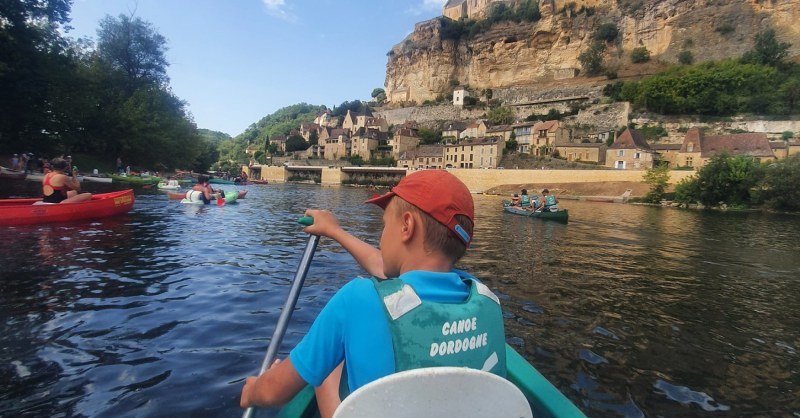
(503, 203, 569, 223)
(276, 344, 585, 418)
(0, 166, 27, 180)
(0, 189, 135, 226)
(110, 174, 161, 185)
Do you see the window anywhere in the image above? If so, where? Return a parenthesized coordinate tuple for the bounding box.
(617, 150, 624, 157)
(687, 143, 694, 152)
(686, 157, 693, 167)
(634, 152, 641, 159)
(615, 161, 625, 169)
(470, 154, 473, 161)
(461, 154, 464, 162)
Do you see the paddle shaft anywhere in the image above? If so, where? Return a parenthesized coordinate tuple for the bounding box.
(242, 233, 319, 418)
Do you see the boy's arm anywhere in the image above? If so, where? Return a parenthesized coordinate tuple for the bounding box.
(240, 358, 307, 407)
(303, 209, 386, 279)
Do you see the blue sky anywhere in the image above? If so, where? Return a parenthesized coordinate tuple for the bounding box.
(67, 0, 447, 136)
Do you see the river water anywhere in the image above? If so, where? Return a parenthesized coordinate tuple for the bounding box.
(0, 181, 797, 417)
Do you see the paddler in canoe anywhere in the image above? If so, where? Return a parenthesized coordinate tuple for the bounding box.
(536, 188, 559, 212)
(41, 158, 92, 204)
(239, 170, 507, 417)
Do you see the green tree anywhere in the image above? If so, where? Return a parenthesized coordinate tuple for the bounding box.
(594, 23, 619, 43)
(285, 134, 309, 152)
(505, 138, 518, 152)
(418, 128, 442, 145)
(678, 50, 694, 65)
(782, 131, 795, 141)
(308, 130, 319, 146)
(760, 155, 800, 211)
(579, 41, 606, 76)
(676, 154, 764, 207)
(487, 106, 515, 125)
(630, 46, 650, 63)
(643, 164, 670, 203)
(96, 14, 169, 90)
(780, 77, 800, 112)
(741, 29, 791, 67)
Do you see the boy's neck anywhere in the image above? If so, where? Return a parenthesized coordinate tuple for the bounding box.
(398, 252, 453, 276)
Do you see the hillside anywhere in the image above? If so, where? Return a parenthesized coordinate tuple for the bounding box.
(385, 0, 800, 105)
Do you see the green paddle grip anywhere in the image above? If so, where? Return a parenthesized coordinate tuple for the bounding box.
(297, 216, 314, 226)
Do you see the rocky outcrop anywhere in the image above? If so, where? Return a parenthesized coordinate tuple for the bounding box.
(385, 0, 800, 105)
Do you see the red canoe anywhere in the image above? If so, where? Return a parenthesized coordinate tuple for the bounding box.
(0, 189, 135, 226)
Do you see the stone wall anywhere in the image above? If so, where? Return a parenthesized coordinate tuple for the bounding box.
(447, 168, 696, 192)
(632, 117, 800, 143)
(376, 105, 485, 127)
(565, 102, 630, 132)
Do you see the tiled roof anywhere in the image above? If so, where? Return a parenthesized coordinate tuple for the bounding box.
(700, 133, 774, 158)
(486, 124, 512, 132)
(396, 128, 420, 138)
(769, 141, 787, 149)
(557, 143, 605, 148)
(445, 137, 502, 147)
(532, 120, 559, 132)
(416, 145, 444, 157)
(442, 121, 467, 131)
(651, 143, 682, 151)
(271, 135, 287, 142)
(611, 128, 651, 150)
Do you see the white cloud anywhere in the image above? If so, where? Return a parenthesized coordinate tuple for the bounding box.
(261, 0, 297, 22)
(407, 0, 447, 16)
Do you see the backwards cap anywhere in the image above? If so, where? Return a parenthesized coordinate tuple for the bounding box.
(365, 170, 474, 246)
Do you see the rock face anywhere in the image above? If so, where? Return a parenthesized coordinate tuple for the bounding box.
(385, 0, 800, 105)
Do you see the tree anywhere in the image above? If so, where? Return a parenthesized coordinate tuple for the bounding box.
(643, 164, 670, 203)
(285, 134, 309, 152)
(308, 130, 319, 146)
(505, 138, 518, 153)
(579, 41, 606, 76)
(371, 88, 386, 103)
(487, 106, 515, 125)
(760, 155, 800, 211)
(594, 23, 619, 43)
(741, 29, 791, 67)
(96, 14, 170, 89)
(675, 154, 764, 207)
(780, 77, 800, 113)
(678, 50, 694, 65)
(630, 46, 650, 63)
(418, 128, 442, 145)
(782, 131, 795, 141)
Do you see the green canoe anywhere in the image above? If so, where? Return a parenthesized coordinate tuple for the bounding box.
(110, 174, 162, 185)
(503, 203, 569, 223)
(276, 344, 585, 418)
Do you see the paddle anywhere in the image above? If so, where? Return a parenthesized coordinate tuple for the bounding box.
(242, 215, 318, 418)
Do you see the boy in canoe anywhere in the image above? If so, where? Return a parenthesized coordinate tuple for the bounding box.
(240, 170, 507, 417)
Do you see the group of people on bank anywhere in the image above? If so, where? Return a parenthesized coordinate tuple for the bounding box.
(509, 188, 559, 212)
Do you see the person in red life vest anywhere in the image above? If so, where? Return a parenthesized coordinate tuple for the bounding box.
(239, 170, 507, 418)
(41, 158, 92, 204)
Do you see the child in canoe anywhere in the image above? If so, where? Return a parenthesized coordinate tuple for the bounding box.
(240, 170, 508, 417)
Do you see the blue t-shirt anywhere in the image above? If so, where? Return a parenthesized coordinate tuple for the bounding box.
(289, 270, 471, 391)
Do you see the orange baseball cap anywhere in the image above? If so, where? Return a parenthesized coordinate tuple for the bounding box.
(365, 170, 474, 246)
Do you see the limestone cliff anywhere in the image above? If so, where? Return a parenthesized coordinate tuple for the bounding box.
(385, 0, 800, 105)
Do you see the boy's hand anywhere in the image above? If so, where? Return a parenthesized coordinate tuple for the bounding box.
(240, 376, 258, 408)
(303, 209, 341, 238)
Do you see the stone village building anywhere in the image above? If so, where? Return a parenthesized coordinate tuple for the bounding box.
(442, 121, 468, 141)
(445, 137, 503, 169)
(512, 120, 569, 155)
(460, 120, 488, 139)
(391, 127, 422, 158)
(606, 128, 656, 170)
(351, 128, 389, 161)
(397, 145, 446, 169)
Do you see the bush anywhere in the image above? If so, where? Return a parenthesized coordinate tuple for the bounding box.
(594, 23, 619, 43)
(630, 46, 650, 63)
(760, 155, 800, 211)
(782, 131, 795, 140)
(579, 41, 606, 76)
(678, 50, 694, 65)
(487, 106, 515, 125)
(675, 154, 764, 207)
(643, 164, 670, 203)
(741, 28, 790, 67)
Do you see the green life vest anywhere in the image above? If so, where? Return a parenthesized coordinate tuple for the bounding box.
(370, 274, 507, 378)
(520, 195, 530, 206)
(544, 194, 556, 206)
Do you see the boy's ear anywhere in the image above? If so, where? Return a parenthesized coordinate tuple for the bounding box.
(400, 210, 415, 243)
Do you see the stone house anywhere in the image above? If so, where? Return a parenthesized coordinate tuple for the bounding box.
(460, 120, 487, 139)
(556, 143, 607, 164)
(397, 145, 445, 169)
(314, 109, 338, 128)
(453, 87, 469, 107)
(365, 116, 389, 133)
(305, 144, 323, 159)
(300, 123, 321, 140)
(342, 108, 375, 134)
(270, 135, 287, 153)
(512, 120, 569, 155)
(442, 0, 514, 21)
(444, 137, 503, 169)
(321, 128, 350, 160)
(605, 128, 656, 170)
(486, 124, 513, 142)
(442, 121, 468, 141)
(769, 140, 800, 159)
(392, 128, 422, 158)
(651, 143, 682, 167)
(676, 127, 776, 168)
(351, 128, 389, 161)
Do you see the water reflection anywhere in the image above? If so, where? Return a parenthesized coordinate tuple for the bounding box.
(0, 184, 797, 417)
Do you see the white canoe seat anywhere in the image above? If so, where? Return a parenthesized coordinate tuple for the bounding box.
(333, 367, 533, 418)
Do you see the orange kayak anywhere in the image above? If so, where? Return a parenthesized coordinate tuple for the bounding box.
(0, 189, 135, 226)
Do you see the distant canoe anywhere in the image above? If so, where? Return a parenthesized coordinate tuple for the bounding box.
(0, 189, 134, 226)
(0, 166, 27, 180)
(110, 174, 161, 185)
(503, 203, 569, 223)
(251, 179, 269, 185)
(209, 178, 235, 185)
(80, 175, 113, 184)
